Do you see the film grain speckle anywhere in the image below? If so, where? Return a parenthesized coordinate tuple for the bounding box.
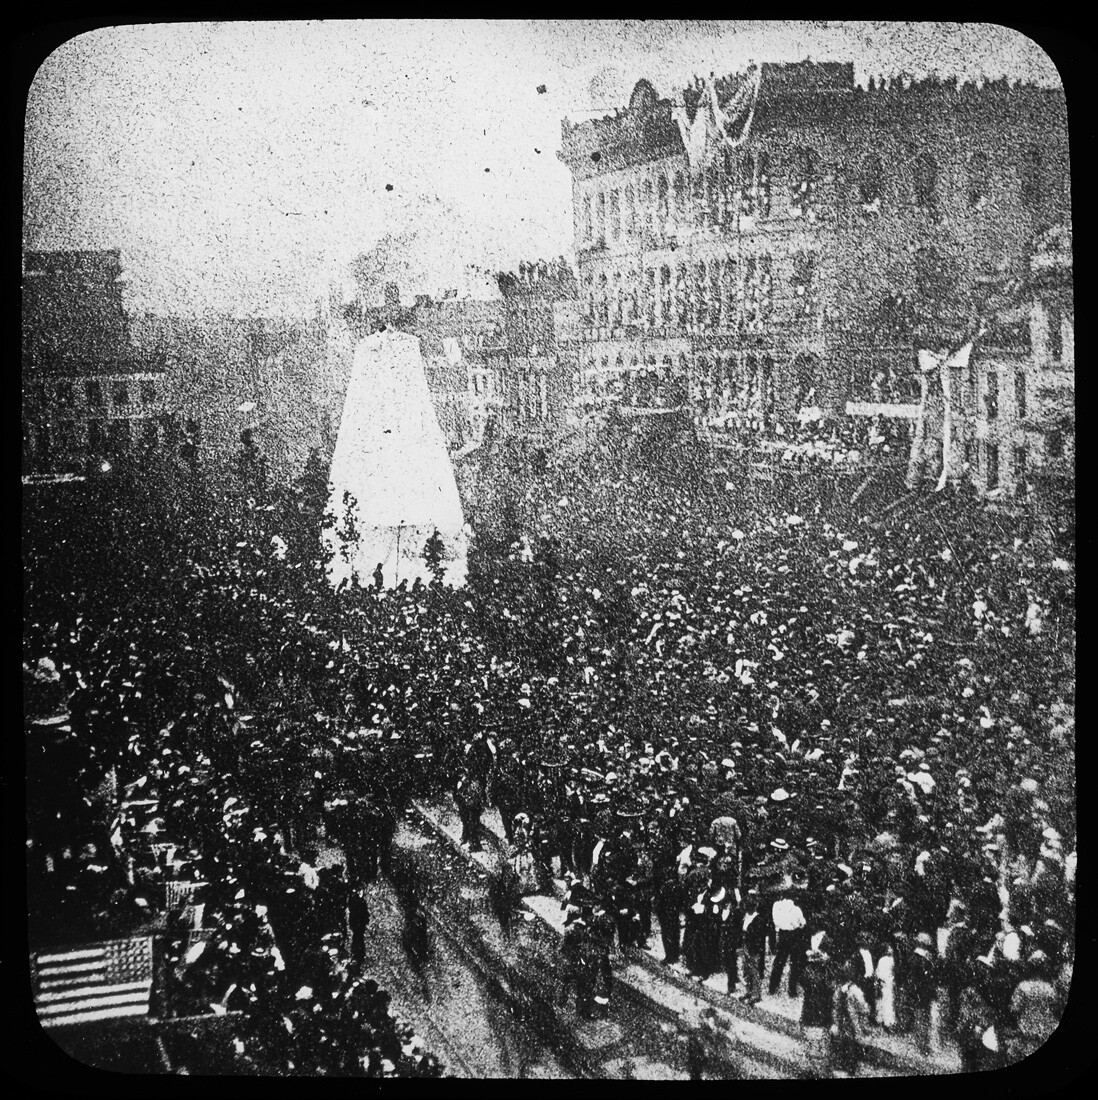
(23, 19, 1074, 1082)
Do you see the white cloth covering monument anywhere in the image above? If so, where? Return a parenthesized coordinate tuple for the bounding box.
(323, 329, 468, 588)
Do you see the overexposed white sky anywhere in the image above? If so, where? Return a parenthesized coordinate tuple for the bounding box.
(23, 20, 1061, 318)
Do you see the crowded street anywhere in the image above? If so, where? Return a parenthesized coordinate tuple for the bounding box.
(24, 404, 1074, 1077)
(23, 19, 1074, 1083)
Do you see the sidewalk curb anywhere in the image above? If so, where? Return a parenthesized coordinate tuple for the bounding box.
(410, 801, 806, 1078)
(411, 800, 959, 1078)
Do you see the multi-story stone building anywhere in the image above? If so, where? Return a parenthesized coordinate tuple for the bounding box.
(406, 292, 508, 454)
(22, 250, 168, 478)
(495, 258, 581, 442)
(557, 62, 1070, 494)
(989, 223, 1073, 499)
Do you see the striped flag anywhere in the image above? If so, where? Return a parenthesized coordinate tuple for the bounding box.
(32, 938, 153, 1028)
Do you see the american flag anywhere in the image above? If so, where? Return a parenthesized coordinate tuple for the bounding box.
(32, 937, 153, 1028)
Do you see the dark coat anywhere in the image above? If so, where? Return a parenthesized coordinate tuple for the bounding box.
(800, 953, 836, 1027)
(740, 908, 770, 955)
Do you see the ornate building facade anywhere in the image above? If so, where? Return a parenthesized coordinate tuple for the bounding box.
(558, 62, 1070, 494)
(495, 258, 580, 442)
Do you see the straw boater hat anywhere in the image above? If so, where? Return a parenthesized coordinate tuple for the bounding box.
(770, 838, 790, 851)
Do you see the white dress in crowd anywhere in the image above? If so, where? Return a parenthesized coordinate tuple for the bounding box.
(875, 950, 897, 1030)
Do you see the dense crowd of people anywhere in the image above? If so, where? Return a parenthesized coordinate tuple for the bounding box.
(25, 413, 1073, 1074)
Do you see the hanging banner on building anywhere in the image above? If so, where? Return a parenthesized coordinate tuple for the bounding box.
(323, 329, 468, 588)
(672, 65, 762, 168)
(711, 64, 762, 151)
(907, 340, 973, 491)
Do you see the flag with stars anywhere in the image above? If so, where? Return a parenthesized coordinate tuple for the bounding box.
(32, 938, 154, 1028)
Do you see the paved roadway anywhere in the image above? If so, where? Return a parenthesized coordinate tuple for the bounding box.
(311, 798, 938, 1078)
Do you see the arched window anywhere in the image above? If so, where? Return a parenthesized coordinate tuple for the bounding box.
(644, 267, 657, 329)
(695, 262, 708, 330)
(692, 169, 706, 225)
(791, 353, 820, 408)
(760, 356, 775, 419)
(612, 270, 623, 326)
(642, 178, 655, 235)
(759, 255, 773, 320)
(860, 154, 883, 205)
(706, 164, 720, 226)
(792, 251, 817, 316)
(745, 353, 759, 409)
(740, 153, 756, 217)
(610, 190, 621, 240)
(697, 355, 710, 412)
(642, 355, 657, 405)
(583, 195, 593, 242)
(726, 355, 741, 413)
(742, 257, 757, 323)
(758, 152, 772, 218)
(658, 356, 673, 406)
(790, 148, 820, 215)
(676, 263, 689, 328)
(596, 191, 606, 239)
(624, 184, 635, 234)
(597, 272, 608, 325)
(659, 265, 672, 325)
(657, 173, 669, 227)
(913, 152, 938, 208)
(724, 257, 737, 325)
(674, 170, 686, 225)
(624, 266, 638, 326)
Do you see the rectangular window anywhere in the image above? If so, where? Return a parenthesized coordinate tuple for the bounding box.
(110, 417, 132, 453)
(965, 440, 978, 470)
(1047, 302, 1063, 362)
(140, 380, 156, 405)
(1047, 429, 1064, 458)
(986, 443, 999, 490)
(113, 381, 130, 407)
(88, 418, 105, 453)
(57, 382, 74, 407)
(1014, 446, 1027, 495)
(759, 255, 773, 320)
(761, 356, 775, 418)
(583, 196, 592, 242)
(610, 190, 620, 241)
(141, 419, 159, 449)
(53, 419, 75, 454)
(1015, 369, 1027, 420)
(985, 371, 998, 420)
(758, 153, 772, 218)
(86, 380, 103, 407)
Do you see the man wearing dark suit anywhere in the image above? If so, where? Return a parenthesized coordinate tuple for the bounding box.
(739, 889, 769, 1003)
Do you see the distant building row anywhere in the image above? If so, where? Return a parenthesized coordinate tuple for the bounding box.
(23, 63, 1073, 502)
(555, 62, 1073, 498)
